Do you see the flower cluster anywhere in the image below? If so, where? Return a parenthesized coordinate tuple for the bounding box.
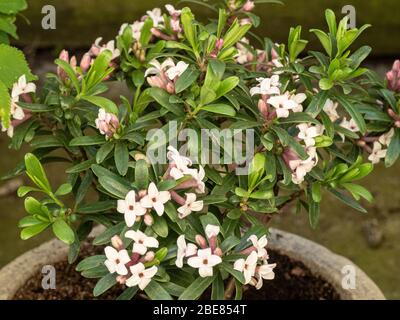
(104, 234, 158, 290)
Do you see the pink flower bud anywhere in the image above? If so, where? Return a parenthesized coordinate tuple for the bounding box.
(281, 148, 301, 170)
(144, 213, 154, 226)
(195, 235, 208, 249)
(80, 53, 92, 72)
(144, 251, 155, 262)
(59, 50, 69, 62)
(147, 76, 165, 89)
(216, 38, 224, 51)
(243, 0, 255, 12)
(116, 275, 127, 284)
(386, 60, 400, 92)
(166, 82, 176, 94)
(214, 247, 223, 257)
(111, 235, 124, 250)
(396, 121, 400, 128)
(89, 44, 100, 57)
(258, 99, 269, 120)
(239, 18, 252, 26)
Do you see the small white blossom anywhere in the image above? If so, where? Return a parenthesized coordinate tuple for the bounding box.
(323, 98, 340, 122)
(165, 4, 181, 17)
(187, 166, 206, 193)
(117, 190, 147, 227)
(144, 58, 175, 77)
(167, 146, 192, 180)
(140, 182, 171, 216)
(297, 123, 325, 147)
(234, 251, 258, 284)
(175, 235, 198, 268)
(339, 117, 360, 141)
(248, 235, 269, 259)
(235, 38, 252, 64)
(267, 92, 306, 118)
(95, 37, 120, 60)
(11, 75, 36, 99)
(255, 262, 276, 289)
(177, 193, 204, 219)
(104, 246, 130, 275)
(187, 248, 222, 277)
(379, 128, 394, 146)
(165, 61, 189, 80)
(289, 147, 318, 185)
(250, 75, 281, 96)
(146, 8, 164, 28)
(205, 224, 220, 239)
(125, 230, 159, 255)
(368, 142, 387, 164)
(126, 263, 158, 290)
(119, 21, 144, 41)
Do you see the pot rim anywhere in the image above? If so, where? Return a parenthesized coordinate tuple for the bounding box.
(0, 227, 385, 300)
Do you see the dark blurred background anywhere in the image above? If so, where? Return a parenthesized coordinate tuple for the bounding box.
(0, 0, 399, 299)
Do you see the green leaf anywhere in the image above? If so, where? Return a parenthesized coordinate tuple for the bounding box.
(93, 273, 117, 297)
(335, 94, 366, 135)
(385, 129, 400, 167)
(152, 216, 168, 238)
(211, 272, 224, 300)
(308, 197, 320, 229)
(81, 96, 119, 114)
(66, 159, 96, 174)
(221, 262, 245, 284)
(93, 222, 125, 245)
(0, 0, 27, 14)
(342, 183, 373, 202)
(328, 188, 367, 213)
(135, 159, 149, 190)
(215, 76, 239, 99)
(17, 186, 40, 197)
(20, 222, 50, 240)
(70, 135, 105, 147)
(52, 219, 75, 244)
(178, 275, 216, 300)
(278, 112, 321, 125)
(76, 201, 116, 214)
(98, 176, 130, 199)
(0, 80, 11, 128)
(148, 87, 184, 116)
(200, 104, 236, 117)
(305, 90, 329, 116)
(114, 142, 129, 176)
(180, 7, 198, 55)
(311, 182, 322, 203)
(144, 280, 173, 300)
(55, 183, 72, 196)
(175, 65, 200, 93)
(0, 44, 37, 88)
(117, 287, 138, 300)
(18, 216, 42, 228)
(96, 142, 114, 164)
(319, 78, 334, 91)
(76, 255, 106, 271)
(24, 153, 51, 192)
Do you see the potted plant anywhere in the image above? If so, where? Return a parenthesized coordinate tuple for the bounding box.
(0, 0, 397, 300)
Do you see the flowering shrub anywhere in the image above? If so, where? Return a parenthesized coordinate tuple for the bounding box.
(0, 0, 400, 300)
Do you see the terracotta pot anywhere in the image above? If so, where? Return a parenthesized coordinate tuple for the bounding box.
(0, 228, 385, 300)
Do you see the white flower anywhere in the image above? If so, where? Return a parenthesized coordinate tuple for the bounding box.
(250, 75, 281, 96)
(167, 146, 192, 180)
(235, 38, 252, 64)
(165, 4, 181, 17)
(165, 61, 189, 80)
(104, 246, 130, 275)
(205, 224, 220, 239)
(187, 166, 206, 193)
(379, 128, 394, 146)
(340, 117, 359, 132)
(95, 37, 120, 60)
(368, 142, 387, 164)
(146, 8, 164, 28)
(175, 235, 198, 268)
(289, 149, 318, 185)
(248, 235, 268, 259)
(267, 92, 306, 118)
(234, 251, 258, 284)
(323, 99, 340, 122)
(126, 263, 158, 290)
(255, 262, 276, 289)
(144, 58, 175, 77)
(119, 21, 144, 41)
(2, 96, 26, 137)
(339, 117, 360, 142)
(187, 248, 222, 277)
(11, 75, 36, 99)
(177, 193, 204, 219)
(297, 123, 325, 147)
(140, 182, 171, 216)
(125, 230, 159, 255)
(117, 190, 147, 227)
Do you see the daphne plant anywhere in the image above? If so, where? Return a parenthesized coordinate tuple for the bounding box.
(0, 0, 399, 300)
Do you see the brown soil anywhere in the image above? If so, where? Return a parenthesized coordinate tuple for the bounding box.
(13, 245, 340, 300)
